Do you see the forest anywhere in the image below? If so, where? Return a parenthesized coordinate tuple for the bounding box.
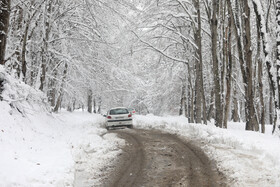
(1, 0, 280, 134)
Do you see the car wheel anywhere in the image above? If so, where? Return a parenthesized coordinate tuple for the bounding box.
(127, 125, 133, 129)
(106, 126, 110, 130)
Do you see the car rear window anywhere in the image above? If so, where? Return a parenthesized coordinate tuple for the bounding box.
(110, 108, 129, 115)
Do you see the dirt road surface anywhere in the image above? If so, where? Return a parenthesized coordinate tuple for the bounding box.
(102, 129, 227, 187)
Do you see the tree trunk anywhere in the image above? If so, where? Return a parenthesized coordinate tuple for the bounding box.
(194, 37, 201, 123)
(243, 0, 257, 131)
(0, 77, 3, 100)
(232, 92, 239, 122)
(188, 72, 194, 123)
(179, 84, 186, 115)
(223, 15, 232, 129)
(184, 83, 188, 118)
(88, 89, 93, 113)
(21, 0, 43, 82)
(97, 97, 101, 114)
(211, 0, 223, 127)
(49, 69, 57, 107)
(232, 46, 240, 122)
(258, 62, 265, 133)
(184, 101, 188, 119)
(73, 98, 76, 111)
(21, 23, 29, 80)
(187, 62, 194, 122)
(252, 0, 278, 133)
(253, 3, 265, 133)
(39, 1, 52, 91)
(11, 6, 23, 78)
(189, 85, 195, 123)
(0, 0, 11, 65)
(207, 88, 214, 121)
(269, 93, 274, 125)
(193, 0, 206, 124)
(220, 0, 226, 119)
(227, 0, 257, 131)
(274, 0, 280, 133)
(53, 63, 68, 113)
(93, 97, 96, 113)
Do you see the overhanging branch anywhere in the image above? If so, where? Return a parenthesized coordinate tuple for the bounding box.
(132, 31, 189, 65)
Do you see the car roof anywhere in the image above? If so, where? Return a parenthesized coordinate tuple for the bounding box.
(109, 107, 128, 110)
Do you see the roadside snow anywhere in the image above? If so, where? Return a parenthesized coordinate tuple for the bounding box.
(0, 66, 125, 186)
(133, 114, 280, 186)
(0, 108, 124, 187)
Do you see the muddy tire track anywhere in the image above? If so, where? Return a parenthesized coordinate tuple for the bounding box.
(102, 129, 227, 187)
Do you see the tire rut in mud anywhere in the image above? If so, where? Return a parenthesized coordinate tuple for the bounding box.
(102, 129, 227, 187)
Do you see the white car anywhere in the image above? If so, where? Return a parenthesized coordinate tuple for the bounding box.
(105, 107, 133, 130)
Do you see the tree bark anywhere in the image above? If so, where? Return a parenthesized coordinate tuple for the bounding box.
(232, 45, 240, 122)
(21, 23, 29, 80)
(223, 14, 232, 129)
(207, 88, 214, 121)
(220, 0, 226, 118)
(179, 84, 186, 116)
(187, 65, 195, 123)
(274, 0, 280, 133)
(184, 87, 188, 118)
(49, 69, 57, 107)
(93, 97, 96, 113)
(227, 0, 257, 131)
(97, 97, 101, 114)
(269, 92, 274, 125)
(193, 0, 206, 124)
(0, 0, 11, 65)
(11, 6, 23, 78)
(243, 0, 257, 131)
(53, 63, 68, 113)
(253, 3, 265, 133)
(88, 89, 93, 113)
(39, 1, 52, 91)
(211, 0, 223, 127)
(258, 62, 265, 133)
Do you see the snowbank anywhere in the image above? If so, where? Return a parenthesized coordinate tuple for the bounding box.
(0, 66, 49, 115)
(0, 67, 124, 186)
(133, 114, 280, 186)
(0, 108, 125, 186)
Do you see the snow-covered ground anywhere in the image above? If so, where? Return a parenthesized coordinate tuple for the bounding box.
(133, 115, 280, 186)
(0, 67, 114, 187)
(2, 103, 280, 187)
(0, 106, 125, 187)
(0, 66, 126, 187)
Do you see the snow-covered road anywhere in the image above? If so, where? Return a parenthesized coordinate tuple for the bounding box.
(133, 115, 280, 186)
(1, 109, 280, 186)
(103, 128, 227, 187)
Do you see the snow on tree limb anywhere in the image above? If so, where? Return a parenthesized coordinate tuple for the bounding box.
(132, 31, 189, 65)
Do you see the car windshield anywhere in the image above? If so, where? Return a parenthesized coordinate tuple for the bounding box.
(109, 108, 129, 115)
(128, 108, 134, 111)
